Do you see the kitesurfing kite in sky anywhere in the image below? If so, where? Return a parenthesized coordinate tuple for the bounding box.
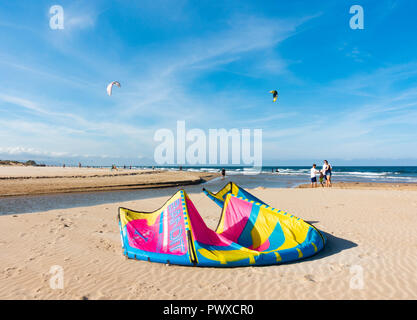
(107, 81, 121, 96)
(269, 90, 278, 102)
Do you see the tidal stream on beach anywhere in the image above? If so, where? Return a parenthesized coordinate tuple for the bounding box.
(1, 167, 416, 215)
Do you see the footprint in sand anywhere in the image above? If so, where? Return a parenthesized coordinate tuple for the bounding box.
(210, 282, 230, 293)
(95, 238, 115, 251)
(55, 234, 66, 241)
(328, 263, 346, 272)
(303, 274, 316, 282)
(3, 267, 22, 278)
(30, 287, 42, 297)
(359, 252, 379, 259)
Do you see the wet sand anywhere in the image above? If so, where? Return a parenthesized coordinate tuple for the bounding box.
(297, 181, 417, 190)
(0, 166, 219, 197)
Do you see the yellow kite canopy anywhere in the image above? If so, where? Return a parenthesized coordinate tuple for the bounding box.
(203, 181, 263, 207)
(269, 90, 278, 102)
(118, 185, 326, 267)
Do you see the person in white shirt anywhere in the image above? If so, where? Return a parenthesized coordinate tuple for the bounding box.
(323, 160, 332, 187)
(310, 164, 320, 188)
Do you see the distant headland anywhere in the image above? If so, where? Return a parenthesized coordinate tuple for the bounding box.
(0, 160, 45, 166)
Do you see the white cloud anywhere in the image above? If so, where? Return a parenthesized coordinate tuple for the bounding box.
(0, 146, 69, 157)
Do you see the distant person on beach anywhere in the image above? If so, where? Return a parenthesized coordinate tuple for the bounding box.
(310, 164, 319, 188)
(78, 162, 81, 168)
(319, 170, 325, 187)
(221, 168, 226, 179)
(327, 162, 333, 187)
(323, 160, 332, 187)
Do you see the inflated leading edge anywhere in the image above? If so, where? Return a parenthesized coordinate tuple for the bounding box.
(118, 183, 326, 267)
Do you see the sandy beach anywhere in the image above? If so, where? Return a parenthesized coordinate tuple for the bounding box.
(0, 166, 219, 197)
(297, 181, 417, 190)
(1, 168, 416, 300)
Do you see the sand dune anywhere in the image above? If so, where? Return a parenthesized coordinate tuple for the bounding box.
(1, 186, 416, 299)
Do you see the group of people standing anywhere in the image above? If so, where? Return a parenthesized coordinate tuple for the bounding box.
(310, 160, 332, 188)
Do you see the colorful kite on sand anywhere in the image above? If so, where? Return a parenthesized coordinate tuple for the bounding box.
(117, 182, 326, 267)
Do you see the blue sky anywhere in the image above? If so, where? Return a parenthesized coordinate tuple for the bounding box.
(1, 0, 417, 166)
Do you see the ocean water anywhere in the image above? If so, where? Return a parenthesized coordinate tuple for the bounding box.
(140, 165, 417, 184)
(0, 166, 416, 215)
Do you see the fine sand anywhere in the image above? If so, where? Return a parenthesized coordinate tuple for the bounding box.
(298, 181, 417, 190)
(1, 182, 417, 299)
(0, 166, 219, 197)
